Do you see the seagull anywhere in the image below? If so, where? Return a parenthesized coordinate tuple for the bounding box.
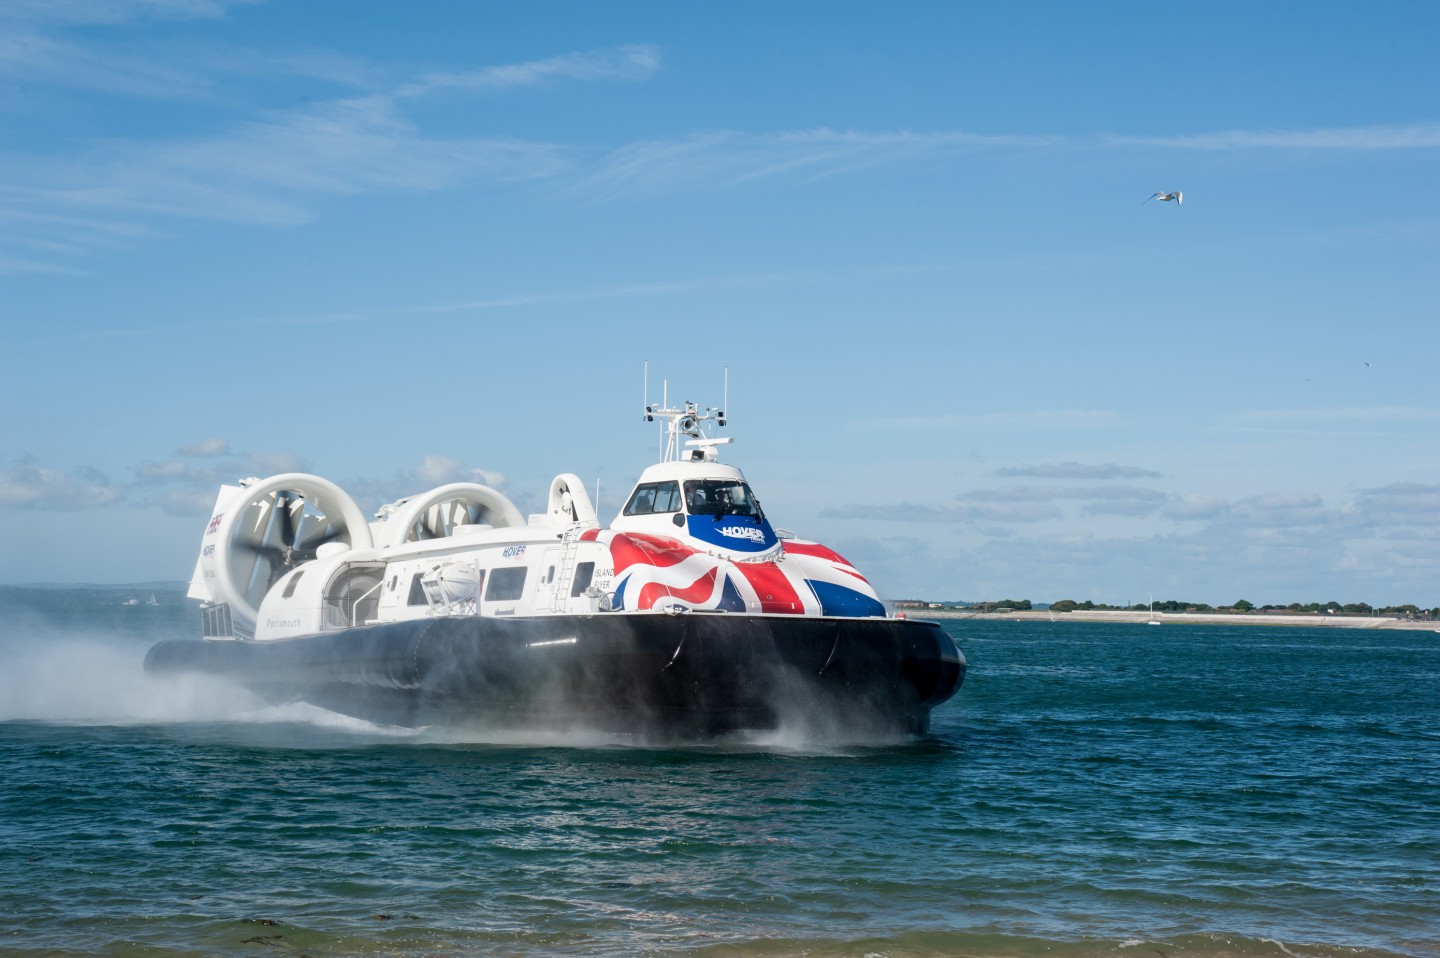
(1145, 191, 1183, 205)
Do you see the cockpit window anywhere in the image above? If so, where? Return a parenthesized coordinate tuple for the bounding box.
(683, 479, 762, 518)
(623, 481, 682, 516)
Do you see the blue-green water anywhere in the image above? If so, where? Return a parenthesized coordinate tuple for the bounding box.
(1, 588, 1437, 957)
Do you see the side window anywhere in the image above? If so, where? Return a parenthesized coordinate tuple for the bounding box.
(570, 562, 595, 597)
(624, 486, 656, 515)
(485, 567, 527, 602)
(623, 481, 682, 515)
(281, 571, 305, 599)
(407, 573, 428, 606)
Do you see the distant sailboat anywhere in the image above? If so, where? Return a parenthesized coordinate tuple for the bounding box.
(146, 593, 159, 607)
(1148, 597, 1161, 625)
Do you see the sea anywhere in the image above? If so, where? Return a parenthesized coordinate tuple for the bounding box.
(1, 587, 1436, 958)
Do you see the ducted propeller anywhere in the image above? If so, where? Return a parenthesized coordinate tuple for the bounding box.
(373, 482, 525, 548)
(197, 474, 373, 635)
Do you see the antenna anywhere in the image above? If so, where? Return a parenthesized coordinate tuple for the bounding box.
(720, 366, 728, 426)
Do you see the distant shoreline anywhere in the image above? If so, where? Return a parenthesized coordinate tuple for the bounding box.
(912, 608, 1440, 631)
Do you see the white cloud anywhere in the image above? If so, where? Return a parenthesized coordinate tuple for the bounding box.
(0, 458, 122, 510)
(177, 438, 230, 457)
(1081, 500, 1162, 517)
(414, 455, 505, 489)
(964, 484, 1167, 504)
(153, 486, 221, 517)
(342, 457, 509, 510)
(1343, 482, 1440, 529)
(1163, 493, 1230, 521)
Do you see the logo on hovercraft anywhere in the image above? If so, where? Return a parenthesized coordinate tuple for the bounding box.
(206, 514, 223, 535)
(717, 525, 766, 544)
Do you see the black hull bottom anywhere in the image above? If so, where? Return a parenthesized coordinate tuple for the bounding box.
(144, 614, 965, 736)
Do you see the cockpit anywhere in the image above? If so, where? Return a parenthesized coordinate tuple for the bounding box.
(623, 478, 764, 520)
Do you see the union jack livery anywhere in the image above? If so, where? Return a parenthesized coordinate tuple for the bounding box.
(146, 378, 965, 737)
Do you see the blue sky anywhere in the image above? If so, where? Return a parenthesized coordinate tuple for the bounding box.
(3, 0, 1437, 606)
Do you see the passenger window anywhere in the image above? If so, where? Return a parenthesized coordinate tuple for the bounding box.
(485, 567, 527, 601)
(570, 562, 595, 597)
(407, 573, 428, 606)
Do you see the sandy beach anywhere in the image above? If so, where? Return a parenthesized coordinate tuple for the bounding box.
(913, 608, 1440, 631)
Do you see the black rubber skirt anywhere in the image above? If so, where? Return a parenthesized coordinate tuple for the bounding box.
(145, 613, 965, 735)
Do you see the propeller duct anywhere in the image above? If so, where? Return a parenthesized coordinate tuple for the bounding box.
(199, 474, 372, 634)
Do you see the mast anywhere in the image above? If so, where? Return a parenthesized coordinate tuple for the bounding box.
(642, 365, 732, 463)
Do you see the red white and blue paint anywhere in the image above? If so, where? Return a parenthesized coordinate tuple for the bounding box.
(581, 528, 885, 617)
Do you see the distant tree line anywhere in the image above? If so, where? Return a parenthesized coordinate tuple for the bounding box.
(894, 598, 1439, 617)
(1045, 598, 1437, 617)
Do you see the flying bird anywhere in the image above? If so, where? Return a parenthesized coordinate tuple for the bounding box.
(1145, 191, 1183, 205)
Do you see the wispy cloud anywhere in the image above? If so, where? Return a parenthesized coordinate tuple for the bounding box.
(30, 269, 821, 344)
(1236, 406, 1440, 424)
(576, 128, 1053, 201)
(1222, 406, 1440, 438)
(19, 95, 567, 225)
(0, 1, 247, 28)
(997, 462, 1162, 480)
(1, 96, 572, 271)
(397, 44, 660, 98)
(6, 0, 1438, 274)
(0, 0, 258, 97)
(0, 35, 654, 272)
(852, 409, 1119, 432)
(1105, 122, 1440, 151)
(573, 120, 1440, 202)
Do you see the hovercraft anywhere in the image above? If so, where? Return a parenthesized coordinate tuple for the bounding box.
(145, 387, 965, 736)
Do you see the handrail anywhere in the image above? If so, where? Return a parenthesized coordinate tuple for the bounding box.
(351, 579, 384, 626)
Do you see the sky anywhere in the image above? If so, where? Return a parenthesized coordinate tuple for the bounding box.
(2, 0, 1438, 607)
